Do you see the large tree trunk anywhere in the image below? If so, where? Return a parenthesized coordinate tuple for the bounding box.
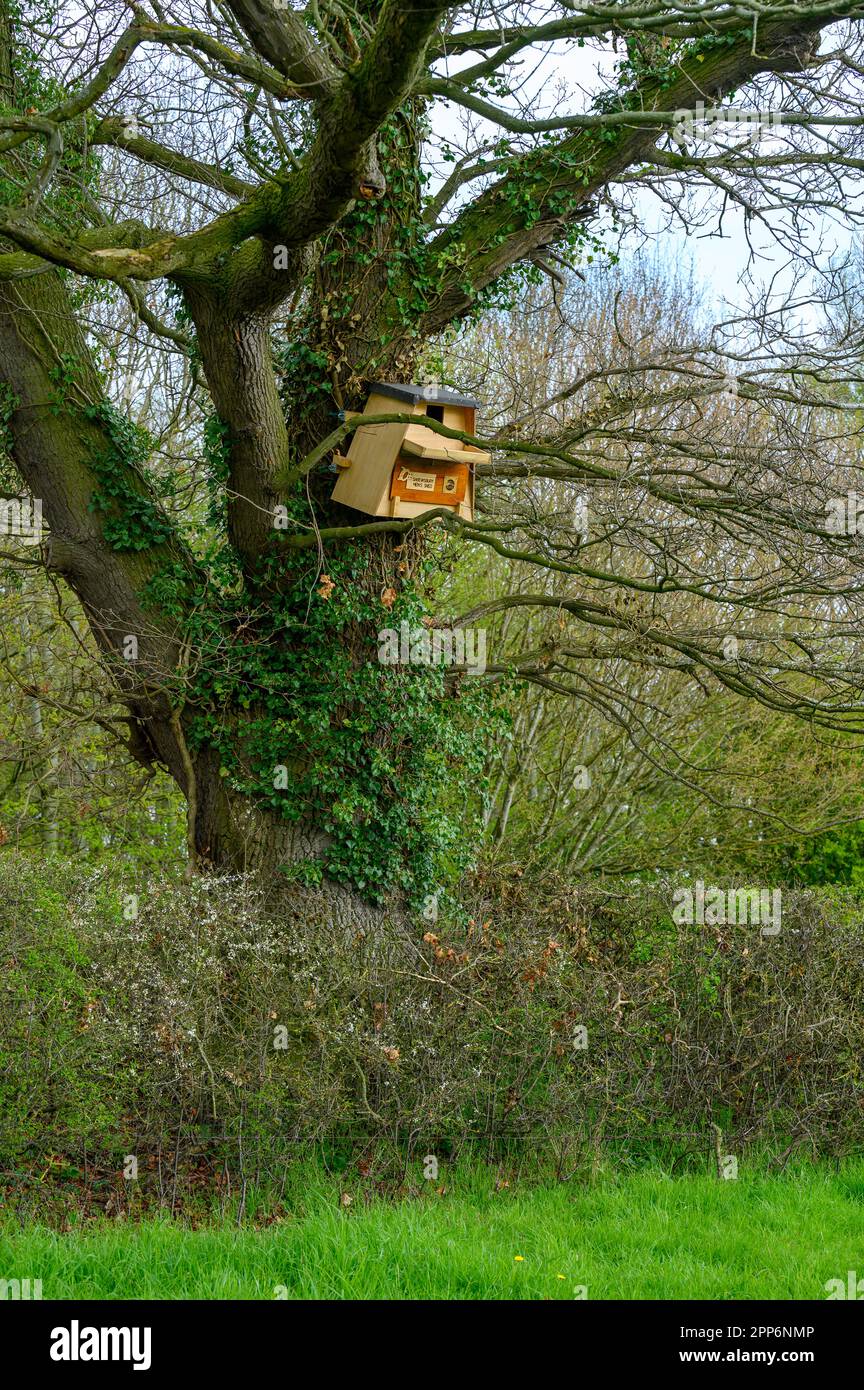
(163, 121, 434, 894)
(0, 273, 193, 788)
(0, 267, 438, 917)
(0, 278, 277, 877)
(0, 36, 442, 908)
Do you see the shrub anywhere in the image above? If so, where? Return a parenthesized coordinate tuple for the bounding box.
(2, 854, 863, 1201)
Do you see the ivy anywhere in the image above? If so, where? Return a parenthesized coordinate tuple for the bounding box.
(0, 381, 19, 456)
(150, 539, 503, 905)
(202, 413, 231, 536)
(82, 401, 175, 553)
(594, 29, 748, 118)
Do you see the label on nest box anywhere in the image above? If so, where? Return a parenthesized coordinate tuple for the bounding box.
(399, 468, 436, 492)
(390, 459, 469, 507)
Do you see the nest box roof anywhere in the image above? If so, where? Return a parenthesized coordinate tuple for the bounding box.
(367, 381, 480, 409)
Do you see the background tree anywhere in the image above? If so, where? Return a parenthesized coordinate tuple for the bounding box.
(446, 263, 864, 877)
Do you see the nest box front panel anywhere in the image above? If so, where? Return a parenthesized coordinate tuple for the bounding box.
(390, 459, 469, 507)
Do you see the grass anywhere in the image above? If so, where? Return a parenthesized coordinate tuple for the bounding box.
(3, 1163, 863, 1300)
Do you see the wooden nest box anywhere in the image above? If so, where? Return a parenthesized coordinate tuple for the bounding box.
(331, 382, 488, 522)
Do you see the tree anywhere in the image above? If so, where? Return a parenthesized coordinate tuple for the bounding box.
(2, 0, 864, 912)
(450, 267, 864, 876)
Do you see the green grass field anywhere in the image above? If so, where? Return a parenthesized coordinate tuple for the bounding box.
(3, 1165, 863, 1299)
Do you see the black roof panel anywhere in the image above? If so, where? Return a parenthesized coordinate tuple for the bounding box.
(368, 381, 480, 409)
